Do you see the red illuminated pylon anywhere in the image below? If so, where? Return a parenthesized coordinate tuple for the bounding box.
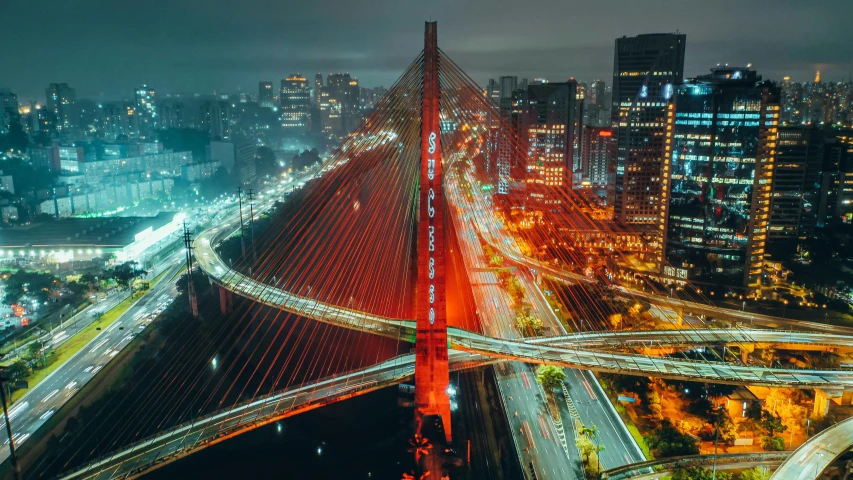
(414, 21, 451, 441)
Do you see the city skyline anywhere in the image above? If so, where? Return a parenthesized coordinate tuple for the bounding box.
(2, 0, 853, 101)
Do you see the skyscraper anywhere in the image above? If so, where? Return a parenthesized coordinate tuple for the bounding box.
(313, 73, 323, 107)
(0, 88, 18, 135)
(46, 82, 77, 133)
(664, 67, 780, 288)
(199, 100, 231, 140)
(585, 80, 608, 126)
(258, 81, 274, 108)
(280, 74, 311, 132)
(519, 81, 578, 210)
(768, 127, 826, 243)
(323, 73, 360, 137)
(609, 33, 686, 224)
(159, 100, 184, 129)
(580, 126, 613, 188)
(134, 85, 157, 137)
(498, 76, 518, 110)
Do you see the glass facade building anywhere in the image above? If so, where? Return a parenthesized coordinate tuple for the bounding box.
(664, 67, 780, 288)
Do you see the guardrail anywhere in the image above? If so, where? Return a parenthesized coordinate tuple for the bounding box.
(604, 452, 790, 479)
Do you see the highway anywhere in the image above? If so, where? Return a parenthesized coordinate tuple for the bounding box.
(56, 351, 489, 480)
(449, 194, 577, 480)
(0, 175, 301, 466)
(524, 273, 647, 470)
(770, 415, 853, 480)
(195, 224, 853, 389)
(0, 254, 185, 465)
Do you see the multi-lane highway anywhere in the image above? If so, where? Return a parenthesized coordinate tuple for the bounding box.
(449, 195, 577, 480)
(196, 226, 853, 389)
(770, 416, 853, 480)
(0, 255, 184, 464)
(56, 351, 490, 480)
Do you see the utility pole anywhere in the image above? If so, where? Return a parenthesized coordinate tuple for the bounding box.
(0, 359, 22, 480)
(236, 186, 246, 257)
(246, 189, 257, 262)
(712, 404, 722, 480)
(182, 222, 199, 318)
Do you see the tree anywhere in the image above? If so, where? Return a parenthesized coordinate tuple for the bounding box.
(739, 466, 771, 480)
(515, 311, 545, 337)
(644, 419, 699, 457)
(760, 435, 785, 451)
(672, 466, 731, 480)
(575, 434, 604, 479)
(112, 261, 145, 288)
(6, 361, 29, 382)
(760, 348, 779, 366)
(535, 365, 566, 393)
(759, 410, 787, 437)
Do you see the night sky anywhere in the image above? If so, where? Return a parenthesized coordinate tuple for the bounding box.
(2, 0, 852, 101)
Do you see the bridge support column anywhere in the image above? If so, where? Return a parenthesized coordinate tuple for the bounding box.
(414, 20, 451, 442)
(218, 286, 233, 314)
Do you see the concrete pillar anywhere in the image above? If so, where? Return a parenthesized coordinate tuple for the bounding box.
(218, 286, 233, 314)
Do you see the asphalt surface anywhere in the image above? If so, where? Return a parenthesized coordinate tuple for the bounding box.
(0, 254, 185, 464)
(770, 416, 853, 480)
(56, 351, 488, 480)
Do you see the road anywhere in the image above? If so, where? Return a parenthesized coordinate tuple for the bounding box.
(770, 415, 853, 480)
(195, 211, 853, 389)
(0, 255, 185, 464)
(55, 351, 489, 480)
(0, 178, 289, 465)
(448, 190, 578, 480)
(521, 268, 646, 470)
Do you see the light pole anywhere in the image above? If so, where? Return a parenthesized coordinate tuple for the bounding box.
(711, 404, 722, 480)
(0, 361, 22, 480)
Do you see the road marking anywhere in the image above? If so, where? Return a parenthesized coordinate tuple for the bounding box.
(42, 389, 59, 403)
(521, 371, 530, 389)
(582, 379, 596, 400)
(522, 420, 537, 451)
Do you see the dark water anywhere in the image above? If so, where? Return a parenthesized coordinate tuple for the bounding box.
(146, 387, 410, 480)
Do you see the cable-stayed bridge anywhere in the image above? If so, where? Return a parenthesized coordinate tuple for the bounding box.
(39, 22, 853, 480)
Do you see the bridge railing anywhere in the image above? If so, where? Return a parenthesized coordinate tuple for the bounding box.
(61, 355, 416, 480)
(604, 452, 790, 480)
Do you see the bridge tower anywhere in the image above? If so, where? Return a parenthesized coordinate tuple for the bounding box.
(415, 21, 452, 441)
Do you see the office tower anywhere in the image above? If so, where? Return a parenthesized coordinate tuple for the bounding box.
(768, 127, 826, 244)
(580, 126, 613, 187)
(159, 100, 184, 129)
(313, 73, 323, 107)
(498, 76, 518, 110)
(199, 100, 231, 140)
(572, 81, 585, 171)
(280, 74, 311, 132)
(585, 80, 608, 126)
(46, 82, 78, 132)
(323, 73, 360, 137)
(258, 81, 274, 108)
(0, 88, 18, 135)
(486, 79, 500, 105)
(664, 67, 780, 288)
(609, 33, 686, 224)
(519, 81, 578, 209)
(135, 85, 157, 137)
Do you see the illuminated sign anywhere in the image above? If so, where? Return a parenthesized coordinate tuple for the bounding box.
(427, 132, 437, 324)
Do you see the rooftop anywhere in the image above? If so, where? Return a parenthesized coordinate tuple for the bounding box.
(0, 212, 174, 249)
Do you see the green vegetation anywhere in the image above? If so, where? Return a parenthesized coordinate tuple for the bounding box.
(738, 466, 771, 480)
(515, 310, 544, 337)
(672, 466, 731, 480)
(576, 425, 605, 479)
(644, 419, 699, 457)
(535, 365, 565, 393)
